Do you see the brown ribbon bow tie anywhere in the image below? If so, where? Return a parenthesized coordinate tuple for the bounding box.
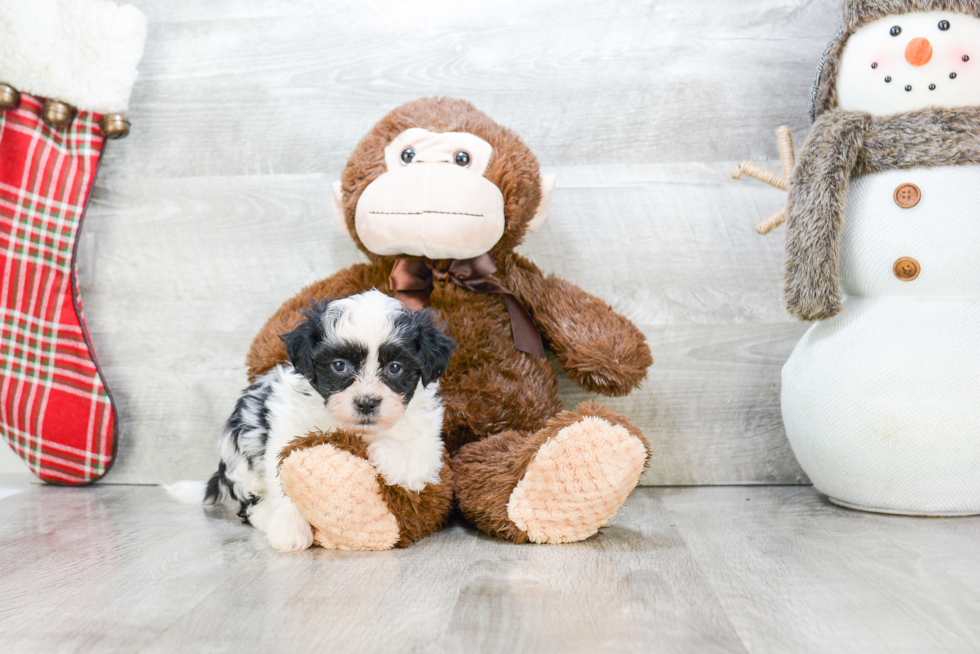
(389, 253, 545, 358)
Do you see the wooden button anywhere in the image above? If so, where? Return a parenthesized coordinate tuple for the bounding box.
(893, 257, 921, 281)
(894, 183, 921, 208)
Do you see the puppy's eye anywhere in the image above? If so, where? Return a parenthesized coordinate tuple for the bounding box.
(386, 362, 403, 376)
(330, 360, 348, 373)
(401, 148, 415, 165)
(454, 151, 470, 167)
(890, 25, 902, 36)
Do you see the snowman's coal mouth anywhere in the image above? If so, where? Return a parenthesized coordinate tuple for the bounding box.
(872, 59, 964, 92)
(880, 73, 959, 91)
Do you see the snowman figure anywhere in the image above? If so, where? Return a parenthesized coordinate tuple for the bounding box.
(774, 0, 980, 515)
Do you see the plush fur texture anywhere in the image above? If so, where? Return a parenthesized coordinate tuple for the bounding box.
(451, 402, 650, 544)
(507, 415, 649, 544)
(338, 97, 544, 261)
(0, 0, 147, 113)
(246, 97, 653, 545)
(811, 0, 980, 118)
(278, 430, 454, 549)
(786, 111, 870, 320)
(787, 105, 980, 321)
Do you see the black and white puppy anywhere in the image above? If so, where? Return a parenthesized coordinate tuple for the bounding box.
(167, 290, 455, 552)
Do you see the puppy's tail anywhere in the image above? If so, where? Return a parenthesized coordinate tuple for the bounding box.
(164, 480, 209, 504)
(164, 464, 229, 505)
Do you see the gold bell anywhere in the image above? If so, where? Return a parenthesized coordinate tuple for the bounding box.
(100, 113, 131, 140)
(42, 100, 76, 128)
(0, 83, 20, 110)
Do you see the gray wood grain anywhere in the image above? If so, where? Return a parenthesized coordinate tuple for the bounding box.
(2, 485, 979, 653)
(660, 486, 980, 654)
(17, 0, 850, 484)
(77, 163, 809, 485)
(104, 0, 837, 179)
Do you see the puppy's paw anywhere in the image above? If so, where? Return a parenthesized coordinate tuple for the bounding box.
(266, 503, 314, 552)
(246, 500, 272, 532)
(368, 438, 443, 492)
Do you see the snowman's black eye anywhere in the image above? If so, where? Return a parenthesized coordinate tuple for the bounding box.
(890, 26, 902, 37)
(401, 148, 416, 164)
(939, 20, 950, 31)
(871, 62, 878, 69)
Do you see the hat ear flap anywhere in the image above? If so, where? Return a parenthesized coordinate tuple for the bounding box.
(810, 23, 845, 121)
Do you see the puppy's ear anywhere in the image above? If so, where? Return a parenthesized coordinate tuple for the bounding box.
(281, 300, 330, 382)
(413, 309, 456, 386)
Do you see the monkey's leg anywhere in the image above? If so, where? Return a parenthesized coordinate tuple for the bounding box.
(278, 431, 453, 550)
(451, 402, 650, 544)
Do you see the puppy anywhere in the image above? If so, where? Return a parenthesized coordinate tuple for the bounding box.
(167, 290, 455, 552)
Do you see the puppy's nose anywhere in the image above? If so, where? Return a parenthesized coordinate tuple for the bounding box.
(354, 396, 381, 415)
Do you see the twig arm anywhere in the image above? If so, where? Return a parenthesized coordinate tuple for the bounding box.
(731, 161, 788, 191)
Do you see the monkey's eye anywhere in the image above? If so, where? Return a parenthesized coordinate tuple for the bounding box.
(890, 25, 902, 36)
(454, 151, 470, 167)
(401, 148, 416, 165)
(386, 362, 403, 376)
(939, 20, 950, 31)
(330, 360, 349, 374)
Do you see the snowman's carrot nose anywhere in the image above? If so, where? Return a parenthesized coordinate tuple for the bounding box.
(906, 38, 933, 66)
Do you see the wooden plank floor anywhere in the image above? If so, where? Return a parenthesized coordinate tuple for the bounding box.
(1, 485, 978, 653)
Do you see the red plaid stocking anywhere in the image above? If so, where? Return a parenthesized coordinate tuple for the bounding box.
(0, 94, 115, 484)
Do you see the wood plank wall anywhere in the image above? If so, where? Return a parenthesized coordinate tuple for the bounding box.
(60, 0, 844, 484)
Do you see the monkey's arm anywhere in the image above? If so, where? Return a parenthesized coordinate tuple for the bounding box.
(784, 111, 868, 321)
(245, 263, 389, 382)
(507, 255, 652, 397)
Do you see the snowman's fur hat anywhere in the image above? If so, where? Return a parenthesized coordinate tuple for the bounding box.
(811, 0, 980, 118)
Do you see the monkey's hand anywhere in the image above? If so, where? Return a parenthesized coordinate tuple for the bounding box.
(245, 263, 388, 382)
(277, 430, 453, 550)
(509, 258, 652, 397)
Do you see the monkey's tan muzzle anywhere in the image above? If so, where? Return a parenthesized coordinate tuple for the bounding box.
(355, 163, 506, 260)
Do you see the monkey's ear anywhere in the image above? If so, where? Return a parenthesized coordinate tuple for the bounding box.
(332, 180, 351, 238)
(526, 173, 556, 233)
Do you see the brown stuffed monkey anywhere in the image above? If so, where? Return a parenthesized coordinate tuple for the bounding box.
(251, 97, 653, 548)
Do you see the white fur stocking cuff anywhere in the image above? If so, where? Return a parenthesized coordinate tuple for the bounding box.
(0, 0, 147, 113)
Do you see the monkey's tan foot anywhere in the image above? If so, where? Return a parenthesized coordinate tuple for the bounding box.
(508, 405, 648, 543)
(453, 402, 650, 544)
(279, 431, 453, 550)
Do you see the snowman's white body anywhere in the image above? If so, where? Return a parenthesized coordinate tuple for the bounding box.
(782, 166, 980, 514)
(780, 10, 980, 514)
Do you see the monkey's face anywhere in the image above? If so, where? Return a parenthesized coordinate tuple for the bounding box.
(355, 128, 505, 260)
(334, 97, 554, 262)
